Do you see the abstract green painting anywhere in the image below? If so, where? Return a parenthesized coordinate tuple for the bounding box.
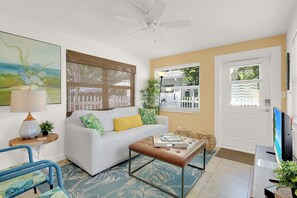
(0, 31, 61, 105)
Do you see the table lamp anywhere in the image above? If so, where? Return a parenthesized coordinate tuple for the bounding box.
(10, 89, 47, 139)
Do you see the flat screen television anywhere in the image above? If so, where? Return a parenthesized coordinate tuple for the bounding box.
(273, 107, 292, 163)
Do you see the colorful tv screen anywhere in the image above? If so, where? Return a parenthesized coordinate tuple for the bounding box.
(273, 107, 282, 164)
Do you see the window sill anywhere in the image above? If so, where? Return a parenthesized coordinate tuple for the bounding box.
(160, 107, 199, 114)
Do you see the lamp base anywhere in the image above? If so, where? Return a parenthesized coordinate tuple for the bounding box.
(19, 119, 41, 139)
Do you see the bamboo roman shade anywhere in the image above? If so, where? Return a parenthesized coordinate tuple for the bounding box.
(66, 50, 136, 115)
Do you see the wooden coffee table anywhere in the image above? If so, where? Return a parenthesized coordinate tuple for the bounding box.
(129, 136, 206, 198)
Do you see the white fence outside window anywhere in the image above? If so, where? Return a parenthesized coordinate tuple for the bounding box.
(67, 94, 130, 111)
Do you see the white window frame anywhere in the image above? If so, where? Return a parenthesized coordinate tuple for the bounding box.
(155, 62, 200, 113)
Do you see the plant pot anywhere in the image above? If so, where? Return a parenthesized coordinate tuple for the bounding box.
(42, 131, 49, 136)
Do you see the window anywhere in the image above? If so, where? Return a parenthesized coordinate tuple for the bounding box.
(66, 50, 135, 116)
(229, 64, 260, 107)
(155, 63, 199, 112)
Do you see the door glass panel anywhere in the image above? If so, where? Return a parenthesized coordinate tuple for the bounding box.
(230, 65, 260, 81)
(230, 64, 260, 107)
(230, 82, 260, 107)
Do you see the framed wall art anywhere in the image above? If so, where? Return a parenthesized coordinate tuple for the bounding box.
(0, 31, 61, 105)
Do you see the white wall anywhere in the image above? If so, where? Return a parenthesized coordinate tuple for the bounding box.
(0, 13, 150, 169)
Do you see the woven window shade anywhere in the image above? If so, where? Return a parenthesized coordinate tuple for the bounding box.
(66, 50, 135, 115)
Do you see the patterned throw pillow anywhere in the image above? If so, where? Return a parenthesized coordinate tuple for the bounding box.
(138, 108, 157, 125)
(80, 113, 105, 136)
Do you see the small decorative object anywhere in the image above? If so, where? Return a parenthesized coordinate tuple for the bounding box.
(174, 126, 217, 152)
(274, 160, 297, 198)
(174, 126, 192, 137)
(39, 120, 54, 136)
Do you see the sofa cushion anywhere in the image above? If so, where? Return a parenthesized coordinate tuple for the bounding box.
(139, 108, 157, 125)
(80, 113, 104, 136)
(114, 114, 143, 132)
(113, 106, 139, 118)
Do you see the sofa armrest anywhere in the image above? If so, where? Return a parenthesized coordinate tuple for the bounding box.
(65, 123, 102, 170)
(157, 115, 168, 127)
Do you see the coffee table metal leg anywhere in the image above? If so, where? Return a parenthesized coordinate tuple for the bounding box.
(203, 147, 206, 169)
(129, 149, 131, 175)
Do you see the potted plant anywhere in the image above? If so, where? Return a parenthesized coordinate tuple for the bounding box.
(39, 121, 54, 136)
(274, 160, 297, 197)
(140, 78, 160, 113)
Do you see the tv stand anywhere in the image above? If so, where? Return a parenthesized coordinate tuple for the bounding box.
(248, 145, 279, 197)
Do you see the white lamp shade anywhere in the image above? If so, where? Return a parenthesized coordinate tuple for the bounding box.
(10, 89, 47, 112)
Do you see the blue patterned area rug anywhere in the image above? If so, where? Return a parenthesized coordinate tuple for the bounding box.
(39, 151, 214, 198)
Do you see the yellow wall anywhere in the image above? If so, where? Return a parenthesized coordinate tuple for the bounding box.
(150, 35, 287, 134)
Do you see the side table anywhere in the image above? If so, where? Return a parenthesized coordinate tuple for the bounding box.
(9, 133, 59, 159)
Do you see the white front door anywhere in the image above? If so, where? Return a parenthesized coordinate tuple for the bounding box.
(221, 57, 272, 153)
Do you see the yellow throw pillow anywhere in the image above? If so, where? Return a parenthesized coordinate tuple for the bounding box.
(114, 114, 143, 132)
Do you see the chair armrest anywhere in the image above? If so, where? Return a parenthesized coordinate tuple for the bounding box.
(0, 145, 33, 163)
(0, 160, 50, 177)
(0, 160, 64, 189)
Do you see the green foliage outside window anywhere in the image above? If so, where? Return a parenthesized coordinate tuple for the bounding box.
(231, 65, 260, 81)
(181, 66, 199, 85)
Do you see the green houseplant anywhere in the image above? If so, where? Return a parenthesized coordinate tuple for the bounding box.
(39, 121, 54, 136)
(274, 160, 297, 197)
(140, 78, 160, 113)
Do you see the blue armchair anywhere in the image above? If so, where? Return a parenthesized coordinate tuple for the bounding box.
(0, 145, 69, 198)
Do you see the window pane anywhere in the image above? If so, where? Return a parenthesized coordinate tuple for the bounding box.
(107, 70, 131, 86)
(66, 50, 135, 115)
(109, 88, 131, 108)
(160, 88, 199, 109)
(230, 82, 259, 107)
(161, 66, 199, 87)
(67, 64, 103, 84)
(230, 65, 260, 81)
(67, 87, 103, 111)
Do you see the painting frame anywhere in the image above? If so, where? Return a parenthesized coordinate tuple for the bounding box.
(0, 31, 61, 105)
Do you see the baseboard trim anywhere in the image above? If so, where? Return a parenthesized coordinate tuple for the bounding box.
(46, 154, 66, 163)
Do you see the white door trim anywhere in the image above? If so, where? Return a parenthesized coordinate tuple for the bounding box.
(215, 46, 282, 151)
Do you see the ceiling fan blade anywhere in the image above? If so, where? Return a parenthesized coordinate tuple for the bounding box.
(159, 20, 191, 28)
(114, 15, 143, 25)
(127, 27, 149, 37)
(146, 0, 166, 23)
(130, 0, 149, 13)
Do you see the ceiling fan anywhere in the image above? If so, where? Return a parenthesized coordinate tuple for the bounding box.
(115, 0, 191, 41)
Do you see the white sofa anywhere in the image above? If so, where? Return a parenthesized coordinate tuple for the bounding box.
(65, 106, 168, 176)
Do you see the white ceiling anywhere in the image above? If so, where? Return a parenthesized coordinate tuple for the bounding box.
(1, 0, 297, 59)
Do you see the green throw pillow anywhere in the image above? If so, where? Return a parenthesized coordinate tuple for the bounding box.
(138, 108, 157, 125)
(80, 113, 105, 136)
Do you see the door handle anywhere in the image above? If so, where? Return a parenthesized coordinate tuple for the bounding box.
(261, 108, 270, 112)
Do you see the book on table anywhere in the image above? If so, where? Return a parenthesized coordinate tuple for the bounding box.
(153, 134, 188, 148)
